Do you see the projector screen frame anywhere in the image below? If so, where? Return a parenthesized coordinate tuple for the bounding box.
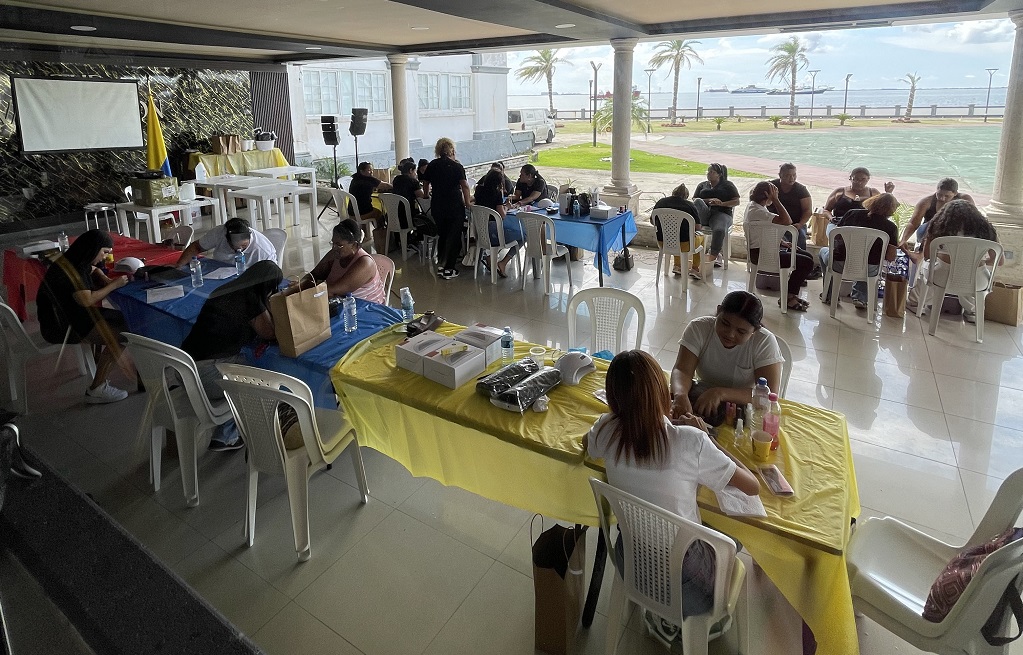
(11, 76, 146, 155)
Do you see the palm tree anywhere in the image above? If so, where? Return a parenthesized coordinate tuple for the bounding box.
(901, 73, 922, 121)
(648, 40, 703, 125)
(765, 37, 809, 121)
(515, 49, 571, 115)
(593, 96, 649, 133)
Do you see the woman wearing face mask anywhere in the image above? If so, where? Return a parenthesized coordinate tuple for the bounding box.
(691, 163, 739, 276)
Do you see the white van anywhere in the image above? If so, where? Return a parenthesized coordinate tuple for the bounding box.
(508, 108, 556, 144)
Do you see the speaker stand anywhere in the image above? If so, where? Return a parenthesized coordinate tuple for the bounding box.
(353, 135, 360, 167)
(316, 143, 341, 221)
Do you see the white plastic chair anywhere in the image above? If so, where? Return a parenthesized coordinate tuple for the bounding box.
(744, 222, 797, 314)
(263, 227, 288, 267)
(0, 301, 92, 414)
(337, 176, 352, 191)
(652, 209, 703, 295)
(847, 468, 1023, 655)
(370, 254, 395, 306)
(331, 188, 375, 254)
(416, 198, 439, 265)
(124, 333, 232, 508)
(590, 478, 745, 655)
(774, 333, 792, 398)
(469, 205, 521, 284)
(216, 364, 370, 562)
(917, 236, 1002, 343)
(378, 193, 414, 262)
(567, 288, 645, 355)
(517, 211, 572, 295)
(164, 224, 194, 248)
(822, 226, 890, 323)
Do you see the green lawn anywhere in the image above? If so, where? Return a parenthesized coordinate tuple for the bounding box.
(555, 116, 999, 135)
(536, 143, 765, 177)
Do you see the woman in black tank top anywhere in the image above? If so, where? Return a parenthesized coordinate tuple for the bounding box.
(823, 167, 894, 223)
(898, 178, 976, 252)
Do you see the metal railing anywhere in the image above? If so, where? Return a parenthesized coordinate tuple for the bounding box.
(554, 104, 1005, 121)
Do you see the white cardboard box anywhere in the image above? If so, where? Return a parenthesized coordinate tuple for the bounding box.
(454, 322, 504, 366)
(395, 331, 455, 376)
(589, 206, 612, 220)
(423, 343, 486, 389)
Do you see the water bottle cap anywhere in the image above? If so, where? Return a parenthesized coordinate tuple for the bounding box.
(757, 377, 768, 386)
(768, 393, 778, 401)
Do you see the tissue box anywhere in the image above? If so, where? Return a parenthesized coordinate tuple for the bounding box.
(454, 322, 504, 366)
(395, 331, 455, 376)
(130, 177, 179, 207)
(589, 206, 612, 220)
(423, 343, 486, 389)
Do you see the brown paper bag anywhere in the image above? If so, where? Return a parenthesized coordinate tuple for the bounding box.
(532, 520, 586, 655)
(985, 282, 1023, 326)
(269, 281, 331, 357)
(210, 134, 241, 155)
(809, 213, 829, 247)
(884, 275, 908, 318)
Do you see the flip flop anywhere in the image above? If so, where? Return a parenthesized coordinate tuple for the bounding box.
(780, 298, 808, 312)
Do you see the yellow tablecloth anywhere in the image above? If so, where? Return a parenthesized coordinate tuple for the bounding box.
(330, 323, 861, 655)
(188, 148, 289, 176)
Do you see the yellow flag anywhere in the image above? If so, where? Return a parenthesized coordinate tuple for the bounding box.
(146, 93, 171, 176)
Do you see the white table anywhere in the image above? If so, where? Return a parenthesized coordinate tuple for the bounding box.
(193, 175, 284, 220)
(114, 197, 223, 244)
(226, 183, 311, 233)
(249, 166, 319, 235)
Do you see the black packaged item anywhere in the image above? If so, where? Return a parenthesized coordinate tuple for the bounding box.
(407, 310, 444, 337)
(491, 367, 562, 413)
(476, 359, 540, 397)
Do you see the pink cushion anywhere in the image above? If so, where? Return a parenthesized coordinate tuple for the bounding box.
(923, 527, 1023, 622)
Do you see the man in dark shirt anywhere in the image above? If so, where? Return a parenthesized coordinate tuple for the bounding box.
(348, 161, 392, 253)
(510, 164, 550, 208)
(818, 194, 899, 308)
(768, 163, 813, 251)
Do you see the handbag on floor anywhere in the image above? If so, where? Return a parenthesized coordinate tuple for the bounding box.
(884, 274, 908, 318)
(532, 517, 586, 655)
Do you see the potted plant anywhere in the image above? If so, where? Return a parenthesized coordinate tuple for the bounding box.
(254, 128, 277, 151)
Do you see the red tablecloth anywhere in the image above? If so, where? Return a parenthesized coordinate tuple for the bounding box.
(3, 234, 180, 321)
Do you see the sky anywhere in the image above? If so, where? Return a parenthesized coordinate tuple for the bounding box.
(505, 19, 1014, 94)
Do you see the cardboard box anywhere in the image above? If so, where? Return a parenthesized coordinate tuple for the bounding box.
(454, 322, 503, 366)
(986, 282, 1023, 326)
(395, 331, 454, 376)
(423, 343, 486, 389)
(130, 177, 179, 207)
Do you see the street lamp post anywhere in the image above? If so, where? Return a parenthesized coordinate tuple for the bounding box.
(808, 69, 820, 128)
(588, 80, 592, 122)
(985, 68, 999, 123)
(843, 73, 852, 114)
(696, 77, 702, 121)
(591, 61, 601, 147)
(645, 68, 655, 133)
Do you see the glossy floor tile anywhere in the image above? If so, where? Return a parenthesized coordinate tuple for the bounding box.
(9, 215, 1023, 654)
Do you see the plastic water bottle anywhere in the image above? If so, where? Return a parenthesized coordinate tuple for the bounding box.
(58, 231, 69, 252)
(763, 393, 782, 449)
(194, 161, 208, 182)
(189, 256, 204, 287)
(400, 287, 414, 322)
(572, 199, 580, 218)
(343, 293, 357, 333)
(501, 326, 514, 364)
(752, 377, 771, 430)
(234, 249, 246, 276)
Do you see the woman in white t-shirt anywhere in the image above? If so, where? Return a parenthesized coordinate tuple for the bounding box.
(586, 350, 759, 620)
(744, 181, 814, 311)
(670, 291, 784, 423)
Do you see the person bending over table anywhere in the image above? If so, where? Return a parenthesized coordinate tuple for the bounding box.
(822, 166, 894, 225)
(899, 178, 975, 257)
(670, 291, 784, 424)
(391, 159, 437, 243)
(652, 183, 702, 277)
(745, 181, 814, 311)
(474, 161, 515, 198)
(175, 218, 276, 267)
(692, 163, 739, 269)
(349, 161, 393, 253)
(587, 350, 759, 638)
(37, 229, 131, 404)
(421, 137, 472, 281)
(473, 169, 525, 279)
(181, 260, 283, 450)
(768, 163, 814, 254)
(819, 193, 900, 309)
(305, 219, 385, 304)
(508, 164, 552, 209)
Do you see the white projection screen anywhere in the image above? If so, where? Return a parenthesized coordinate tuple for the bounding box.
(12, 77, 145, 154)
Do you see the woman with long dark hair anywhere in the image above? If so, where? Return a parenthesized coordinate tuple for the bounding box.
(421, 137, 472, 280)
(37, 229, 130, 404)
(473, 169, 525, 278)
(744, 181, 814, 311)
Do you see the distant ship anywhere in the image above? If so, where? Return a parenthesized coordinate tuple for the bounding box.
(766, 85, 834, 95)
(730, 85, 770, 94)
(706, 86, 729, 93)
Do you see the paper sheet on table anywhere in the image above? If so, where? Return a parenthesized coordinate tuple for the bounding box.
(715, 486, 767, 517)
(146, 285, 184, 303)
(203, 268, 237, 280)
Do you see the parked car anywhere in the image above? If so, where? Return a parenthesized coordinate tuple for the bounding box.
(508, 108, 556, 144)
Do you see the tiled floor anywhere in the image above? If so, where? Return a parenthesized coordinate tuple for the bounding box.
(6, 211, 1023, 654)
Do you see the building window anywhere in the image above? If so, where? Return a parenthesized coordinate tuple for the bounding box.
(304, 69, 388, 116)
(417, 73, 471, 111)
(303, 69, 339, 115)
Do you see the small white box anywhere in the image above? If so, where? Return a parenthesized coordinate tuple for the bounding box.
(14, 240, 58, 257)
(395, 331, 455, 376)
(454, 322, 504, 366)
(589, 206, 612, 220)
(423, 343, 486, 389)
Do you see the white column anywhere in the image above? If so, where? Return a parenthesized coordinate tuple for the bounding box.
(388, 54, 410, 162)
(602, 38, 641, 213)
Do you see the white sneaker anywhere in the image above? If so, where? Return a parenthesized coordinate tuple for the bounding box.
(964, 311, 977, 324)
(85, 381, 128, 404)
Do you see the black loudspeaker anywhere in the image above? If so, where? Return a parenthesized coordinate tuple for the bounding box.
(321, 115, 339, 146)
(349, 108, 368, 136)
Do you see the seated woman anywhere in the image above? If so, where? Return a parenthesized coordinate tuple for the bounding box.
(819, 193, 900, 309)
(587, 350, 759, 627)
(36, 229, 130, 404)
(306, 219, 386, 304)
(899, 178, 975, 256)
(670, 291, 784, 424)
(652, 182, 703, 278)
(391, 159, 436, 240)
(692, 163, 739, 270)
(473, 169, 525, 278)
(744, 181, 814, 312)
(181, 260, 283, 450)
(823, 167, 895, 225)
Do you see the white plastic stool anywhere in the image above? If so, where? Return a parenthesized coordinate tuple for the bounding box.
(84, 203, 117, 233)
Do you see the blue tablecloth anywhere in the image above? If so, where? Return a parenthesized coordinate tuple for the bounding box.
(548, 211, 637, 276)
